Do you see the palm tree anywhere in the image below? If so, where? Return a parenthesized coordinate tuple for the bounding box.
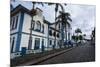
(28, 2, 44, 50)
(75, 28, 82, 35)
(56, 11, 72, 47)
(47, 3, 66, 49)
(32, 2, 44, 9)
(75, 28, 82, 42)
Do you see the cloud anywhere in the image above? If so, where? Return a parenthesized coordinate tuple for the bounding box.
(65, 4, 95, 37)
(11, 1, 96, 39)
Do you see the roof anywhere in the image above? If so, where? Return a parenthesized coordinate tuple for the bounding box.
(11, 5, 62, 27)
(11, 5, 51, 24)
(11, 4, 31, 16)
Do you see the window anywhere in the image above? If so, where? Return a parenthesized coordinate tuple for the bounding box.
(41, 39, 44, 51)
(42, 25, 44, 33)
(68, 33, 70, 40)
(31, 21, 35, 30)
(42, 39, 44, 46)
(49, 40, 52, 45)
(35, 21, 41, 32)
(57, 33, 59, 38)
(12, 17, 15, 30)
(34, 38, 40, 50)
(11, 15, 19, 30)
(53, 32, 56, 37)
(49, 30, 52, 36)
(59, 24, 60, 29)
(11, 37, 15, 52)
(14, 15, 19, 29)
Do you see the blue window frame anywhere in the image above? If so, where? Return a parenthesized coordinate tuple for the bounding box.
(11, 37, 15, 52)
(49, 30, 52, 36)
(35, 21, 41, 32)
(42, 25, 44, 33)
(49, 40, 52, 45)
(12, 17, 15, 30)
(34, 38, 40, 50)
(15, 15, 19, 29)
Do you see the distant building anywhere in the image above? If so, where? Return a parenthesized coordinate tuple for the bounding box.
(10, 5, 72, 59)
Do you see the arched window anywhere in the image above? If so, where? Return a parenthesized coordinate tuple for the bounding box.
(53, 31, 56, 37)
(49, 30, 52, 36)
(42, 25, 44, 33)
(57, 33, 59, 38)
(36, 21, 41, 32)
(31, 20, 35, 30)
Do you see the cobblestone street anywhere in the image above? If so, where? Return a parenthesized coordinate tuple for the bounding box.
(37, 42, 95, 65)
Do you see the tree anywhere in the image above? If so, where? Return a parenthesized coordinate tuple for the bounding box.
(75, 28, 82, 34)
(28, 2, 44, 50)
(32, 2, 44, 9)
(56, 11, 72, 42)
(75, 28, 82, 42)
(47, 3, 67, 48)
(55, 11, 72, 48)
(72, 35, 76, 40)
(79, 35, 83, 40)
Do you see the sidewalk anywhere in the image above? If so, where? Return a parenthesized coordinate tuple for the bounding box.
(11, 47, 75, 66)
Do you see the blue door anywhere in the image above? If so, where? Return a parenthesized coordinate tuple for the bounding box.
(21, 47, 26, 56)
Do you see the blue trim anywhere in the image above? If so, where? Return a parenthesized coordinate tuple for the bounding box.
(15, 12, 24, 52)
(10, 32, 47, 38)
(11, 32, 56, 40)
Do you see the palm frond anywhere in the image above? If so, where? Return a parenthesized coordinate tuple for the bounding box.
(67, 16, 72, 22)
(47, 3, 55, 5)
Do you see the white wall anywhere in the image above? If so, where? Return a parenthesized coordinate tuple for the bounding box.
(22, 12, 48, 37)
(19, 34, 29, 51)
(20, 11, 49, 50)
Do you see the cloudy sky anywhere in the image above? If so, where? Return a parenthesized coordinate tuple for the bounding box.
(11, 0, 96, 39)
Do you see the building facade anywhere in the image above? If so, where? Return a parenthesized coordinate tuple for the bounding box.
(10, 5, 72, 59)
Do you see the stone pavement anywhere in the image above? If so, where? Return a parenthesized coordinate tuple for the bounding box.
(37, 42, 95, 65)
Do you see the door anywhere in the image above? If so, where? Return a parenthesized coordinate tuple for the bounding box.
(34, 38, 40, 50)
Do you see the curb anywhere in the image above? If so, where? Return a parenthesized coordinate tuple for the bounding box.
(20, 47, 75, 66)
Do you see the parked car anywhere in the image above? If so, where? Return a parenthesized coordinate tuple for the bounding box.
(64, 40, 76, 47)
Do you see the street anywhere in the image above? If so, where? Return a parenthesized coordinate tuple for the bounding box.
(37, 42, 95, 65)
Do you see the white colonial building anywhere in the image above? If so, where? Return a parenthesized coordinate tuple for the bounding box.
(10, 5, 72, 59)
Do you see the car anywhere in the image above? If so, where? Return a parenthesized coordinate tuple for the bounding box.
(64, 40, 76, 47)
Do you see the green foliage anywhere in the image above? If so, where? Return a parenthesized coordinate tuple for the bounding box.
(75, 28, 82, 33)
(72, 35, 76, 40)
(79, 35, 83, 40)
